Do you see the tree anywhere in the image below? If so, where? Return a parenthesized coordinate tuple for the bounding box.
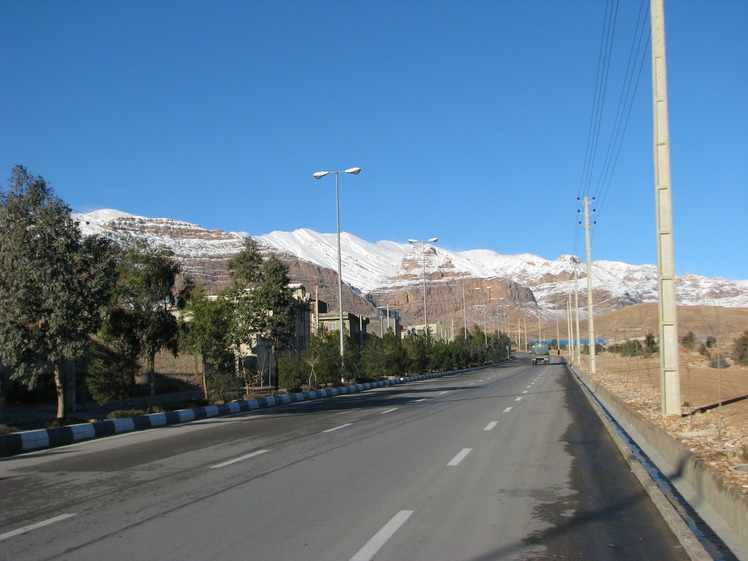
(732, 331, 748, 366)
(87, 340, 139, 406)
(251, 256, 295, 390)
(682, 330, 696, 351)
(643, 333, 659, 357)
(226, 241, 295, 390)
(226, 239, 264, 381)
(0, 166, 117, 418)
(105, 241, 181, 408)
(304, 327, 341, 385)
(179, 285, 235, 399)
(362, 332, 408, 379)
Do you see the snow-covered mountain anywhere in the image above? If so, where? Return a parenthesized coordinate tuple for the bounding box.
(74, 210, 748, 321)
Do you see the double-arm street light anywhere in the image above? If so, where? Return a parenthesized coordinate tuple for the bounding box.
(408, 237, 438, 335)
(313, 167, 361, 380)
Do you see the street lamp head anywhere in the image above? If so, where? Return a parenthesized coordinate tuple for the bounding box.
(407, 239, 418, 244)
(428, 237, 439, 243)
(313, 171, 329, 179)
(344, 167, 362, 175)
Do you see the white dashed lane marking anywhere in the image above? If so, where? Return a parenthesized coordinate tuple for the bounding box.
(448, 448, 473, 466)
(211, 449, 269, 469)
(0, 514, 77, 541)
(349, 510, 415, 561)
(323, 423, 353, 433)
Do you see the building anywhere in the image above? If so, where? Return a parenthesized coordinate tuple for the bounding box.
(367, 310, 402, 338)
(317, 311, 369, 347)
(402, 322, 448, 341)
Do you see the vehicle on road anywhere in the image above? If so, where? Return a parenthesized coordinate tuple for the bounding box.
(531, 342, 550, 365)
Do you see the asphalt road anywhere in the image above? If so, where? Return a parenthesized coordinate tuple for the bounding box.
(0, 357, 691, 560)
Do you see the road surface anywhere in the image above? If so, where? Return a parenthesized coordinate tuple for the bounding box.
(0, 357, 692, 560)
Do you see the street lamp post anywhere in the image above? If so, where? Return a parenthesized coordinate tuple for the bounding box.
(313, 167, 361, 381)
(408, 237, 438, 335)
(492, 297, 504, 336)
(475, 286, 492, 347)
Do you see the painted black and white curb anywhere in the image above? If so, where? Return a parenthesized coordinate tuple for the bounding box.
(1, 368, 478, 458)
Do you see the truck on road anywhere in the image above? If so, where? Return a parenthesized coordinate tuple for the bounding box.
(531, 342, 550, 365)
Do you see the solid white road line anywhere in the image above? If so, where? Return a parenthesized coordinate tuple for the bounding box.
(484, 421, 498, 431)
(379, 408, 399, 415)
(0, 514, 77, 541)
(349, 510, 415, 561)
(447, 448, 473, 466)
(323, 423, 353, 433)
(211, 449, 269, 469)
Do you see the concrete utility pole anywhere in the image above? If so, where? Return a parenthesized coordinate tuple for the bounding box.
(574, 266, 581, 364)
(651, 0, 681, 416)
(579, 197, 596, 374)
(567, 293, 574, 359)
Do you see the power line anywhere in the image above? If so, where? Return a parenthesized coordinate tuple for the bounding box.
(591, 0, 650, 221)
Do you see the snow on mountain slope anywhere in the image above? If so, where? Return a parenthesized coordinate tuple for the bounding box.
(72, 209, 748, 310)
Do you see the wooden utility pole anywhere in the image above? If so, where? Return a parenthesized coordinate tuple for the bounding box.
(651, 0, 681, 416)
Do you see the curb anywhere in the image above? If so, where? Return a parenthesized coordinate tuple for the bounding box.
(0, 368, 482, 458)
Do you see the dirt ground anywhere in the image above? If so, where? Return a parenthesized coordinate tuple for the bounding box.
(568, 350, 748, 493)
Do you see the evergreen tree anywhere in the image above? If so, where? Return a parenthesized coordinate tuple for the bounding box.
(226, 238, 264, 381)
(0, 166, 117, 417)
(733, 331, 748, 366)
(226, 240, 296, 390)
(179, 285, 235, 399)
(104, 241, 181, 408)
(250, 256, 295, 390)
(304, 327, 341, 385)
(643, 333, 659, 356)
(87, 339, 139, 406)
(682, 330, 696, 351)
(362, 332, 408, 378)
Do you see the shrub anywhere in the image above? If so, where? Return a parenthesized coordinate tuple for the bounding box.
(0, 424, 18, 435)
(47, 417, 90, 428)
(711, 355, 730, 369)
(733, 331, 748, 366)
(106, 409, 146, 420)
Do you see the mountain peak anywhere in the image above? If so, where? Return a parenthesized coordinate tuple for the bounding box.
(73, 209, 748, 315)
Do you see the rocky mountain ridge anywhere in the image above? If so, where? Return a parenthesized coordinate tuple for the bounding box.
(73, 210, 748, 328)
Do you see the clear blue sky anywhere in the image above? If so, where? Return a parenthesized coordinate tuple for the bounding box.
(2, 1, 746, 280)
